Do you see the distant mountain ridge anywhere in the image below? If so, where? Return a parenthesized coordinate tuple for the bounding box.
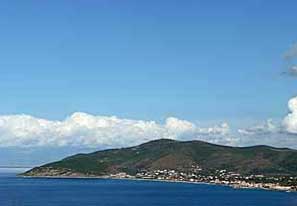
(23, 139, 297, 177)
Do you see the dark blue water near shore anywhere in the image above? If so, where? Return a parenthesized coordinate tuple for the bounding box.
(0, 171, 296, 206)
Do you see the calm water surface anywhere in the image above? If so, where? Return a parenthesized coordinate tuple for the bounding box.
(0, 169, 296, 206)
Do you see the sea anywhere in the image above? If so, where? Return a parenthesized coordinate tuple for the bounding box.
(0, 168, 297, 206)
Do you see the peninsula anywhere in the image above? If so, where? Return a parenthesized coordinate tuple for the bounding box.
(23, 139, 297, 192)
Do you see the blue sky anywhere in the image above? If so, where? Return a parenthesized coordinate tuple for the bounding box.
(0, 0, 296, 121)
(1, 0, 297, 166)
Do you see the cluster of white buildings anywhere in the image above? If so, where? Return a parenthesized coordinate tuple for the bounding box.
(108, 165, 297, 192)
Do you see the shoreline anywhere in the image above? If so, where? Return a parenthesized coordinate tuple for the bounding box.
(20, 175, 295, 193)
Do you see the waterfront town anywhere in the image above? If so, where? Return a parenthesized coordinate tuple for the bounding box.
(24, 164, 297, 192)
(108, 165, 297, 192)
(24, 163, 297, 192)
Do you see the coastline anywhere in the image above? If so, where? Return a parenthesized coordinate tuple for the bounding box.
(19, 175, 295, 193)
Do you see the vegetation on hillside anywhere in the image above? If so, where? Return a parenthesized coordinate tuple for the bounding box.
(24, 139, 297, 177)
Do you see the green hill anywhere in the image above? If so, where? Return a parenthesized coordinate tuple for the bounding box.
(23, 139, 297, 177)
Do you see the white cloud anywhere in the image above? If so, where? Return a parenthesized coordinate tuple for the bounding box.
(165, 117, 195, 134)
(238, 119, 279, 136)
(196, 122, 230, 136)
(238, 97, 297, 136)
(233, 96, 297, 149)
(0, 112, 232, 148)
(283, 96, 297, 134)
(2, 96, 297, 150)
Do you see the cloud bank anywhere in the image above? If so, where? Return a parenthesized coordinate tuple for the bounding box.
(234, 96, 297, 148)
(1, 96, 297, 149)
(0, 113, 231, 148)
(238, 119, 280, 136)
(238, 96, 297, 137)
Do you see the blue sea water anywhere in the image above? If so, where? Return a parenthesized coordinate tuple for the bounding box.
(0, 169, 297, 206)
